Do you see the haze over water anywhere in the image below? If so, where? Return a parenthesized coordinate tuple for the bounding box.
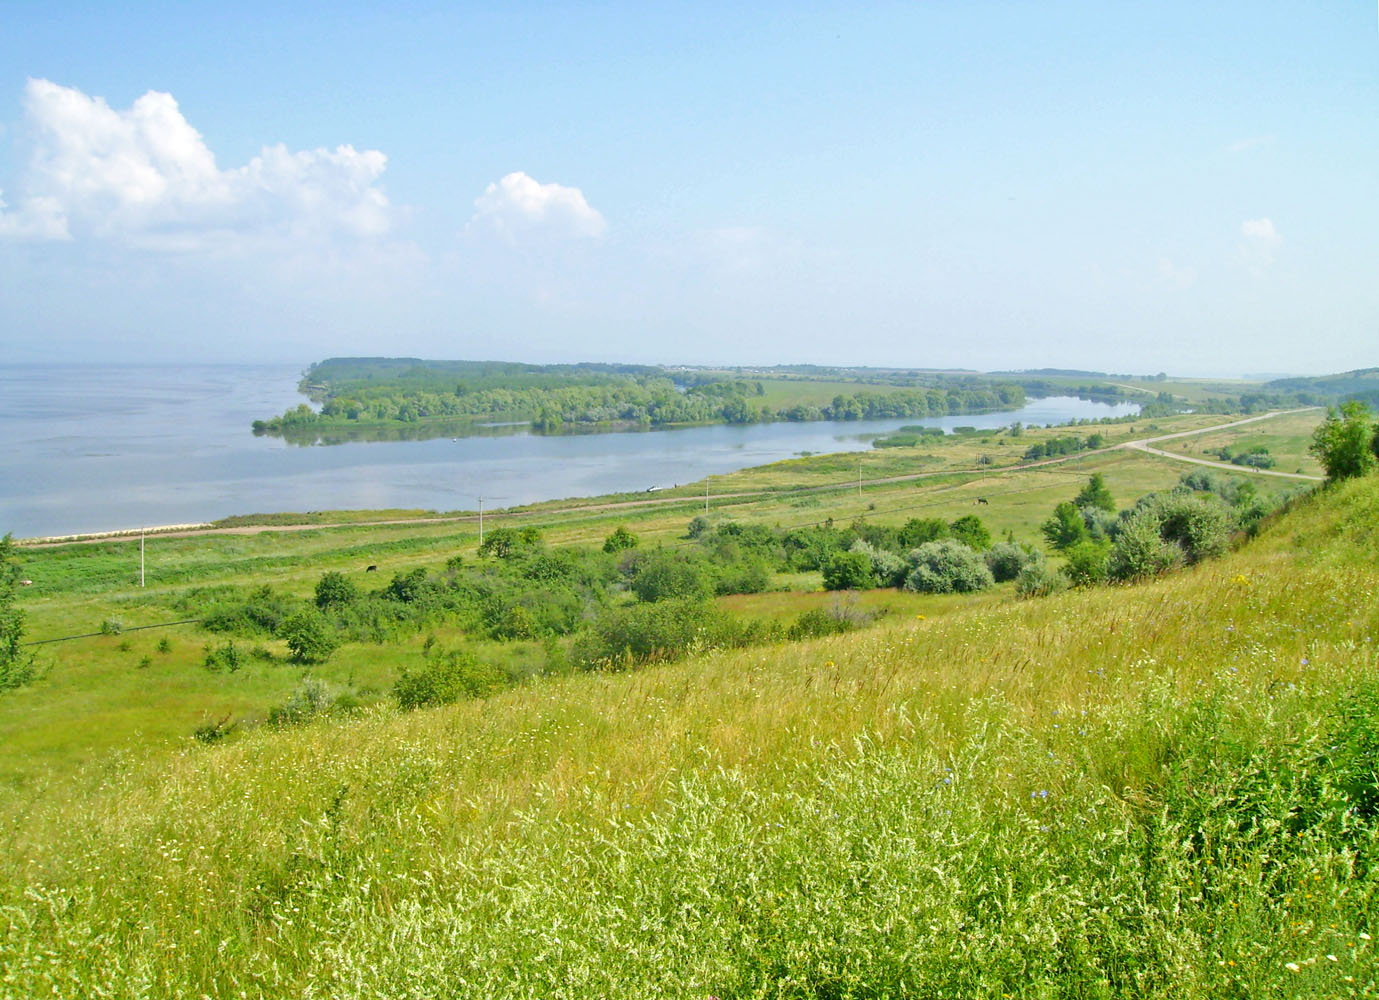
(0, 365, 1139, 539)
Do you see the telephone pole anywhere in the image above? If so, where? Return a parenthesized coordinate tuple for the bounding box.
(140, 527, 145, 588)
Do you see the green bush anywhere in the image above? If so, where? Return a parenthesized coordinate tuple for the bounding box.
(847, 541, 906, 588)
(903, 540, 994, 594)
(948, 514, 991, 551)
(602, 526, 639, 553)
(394, 649, 506, 710)
(1109, 491, 1232, 581)
(822, 550, 876, 591)
(1040, 501, 1090, 551)
(1107, 508, 1184, 581)
(201, 641, 243, 673)
(1062, 539, 1112, 586)
(268, 679, 335, 726)
(314, 570, 359, 610)
(277, 607, 340, 664)
(984, 542, 1039, 583)
(1309, 400, 1376, 481)
(786, 597, 877, 640)
(629, 549, 715, 602)
(572, 599, 769, 670)
(1014, 560, 1070, 599)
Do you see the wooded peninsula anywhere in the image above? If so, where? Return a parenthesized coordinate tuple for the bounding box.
(249, 358, 1169, 443)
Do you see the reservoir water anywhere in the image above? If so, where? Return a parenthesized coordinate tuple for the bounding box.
(0, 364, 1141, 539)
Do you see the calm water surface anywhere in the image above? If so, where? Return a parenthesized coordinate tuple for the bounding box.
(0, 365, 1140, 538)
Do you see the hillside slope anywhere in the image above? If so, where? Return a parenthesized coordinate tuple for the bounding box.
(3, 478, 1378, 997)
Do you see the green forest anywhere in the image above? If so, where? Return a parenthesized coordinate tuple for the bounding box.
(252, 358, 1037, 441)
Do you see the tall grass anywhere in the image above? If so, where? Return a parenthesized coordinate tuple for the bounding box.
(1, 478, 1377, 996)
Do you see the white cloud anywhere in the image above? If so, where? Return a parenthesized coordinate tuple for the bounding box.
(468, 171, 606, 242)
(1240, 217, 1282, 266)
(0, 79, 393, 250)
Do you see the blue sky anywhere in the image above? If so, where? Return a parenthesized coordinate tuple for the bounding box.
(0, 2, 1374, 374)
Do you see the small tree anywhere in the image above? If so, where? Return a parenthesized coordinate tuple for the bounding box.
(1063, 539, 1112, 586)
(278, 608, 339, 663)
(314, 570, 358, 610)
(602, 526, 639, 553)
(1041, 501, 1090, 551)
(1075, 473, 1116, 513)
(1310, 401, 1377, 482)
(949, 514, 992, 551)
(822, 550, 876, 591)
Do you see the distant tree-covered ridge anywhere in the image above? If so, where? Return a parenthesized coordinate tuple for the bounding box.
(253, 358, 1038, 440)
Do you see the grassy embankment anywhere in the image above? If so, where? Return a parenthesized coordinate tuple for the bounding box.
(2, 414, 1374, 996)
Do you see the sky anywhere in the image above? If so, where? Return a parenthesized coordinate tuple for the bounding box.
(0, 2, 1375, 375)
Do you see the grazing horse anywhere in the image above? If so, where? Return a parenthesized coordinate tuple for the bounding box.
(366, 565, 378, 572)
(976, 498, 989, 505)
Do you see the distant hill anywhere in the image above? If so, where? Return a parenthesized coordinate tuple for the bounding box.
(989, 368, 1108, 377)
(1266, 367, 1379, 406)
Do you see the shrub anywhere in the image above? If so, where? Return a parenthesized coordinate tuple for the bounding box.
(985, 542, 1039, 583)
(822, 550, 876, 591)
(897, 517, 949, 548)
(1310, 400, 1377, 481)
(192, 714, 236, 744)
(314, 570, 359, 610)
(478, 526, 543, 559)
(202, 586, 296, 636)
(394, 649, 506, 710)
(602, 526, 639, 553)
(948, 514, 991, 551)
(277, 608, 340, 664)
(848, 540, 907, 588)
(629, 549, 715, 602)
(99, 619, 123, 636)
(1062, 539, 1112, 586)
(268, 679, 334, 725)
(571, 599, 770, 670)
(1015, 561, 1070, 599)
(202, 640, 243, 673)
(712, 557, 773, 596)
(903, 540, 994, 594)
(1108, 508, 1184, 581)
(786, 596, 877, 640)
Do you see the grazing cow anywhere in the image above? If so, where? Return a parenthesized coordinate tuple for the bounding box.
(366, 565, 378, 573)
(976, 497, 989, 505)
(19, 579, 33, 586)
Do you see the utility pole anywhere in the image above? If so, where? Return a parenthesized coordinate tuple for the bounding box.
(140, 526, 145, 588)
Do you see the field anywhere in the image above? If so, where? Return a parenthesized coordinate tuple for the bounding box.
(3, 407, 1373, 997)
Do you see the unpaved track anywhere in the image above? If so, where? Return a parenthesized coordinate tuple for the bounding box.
(1117, 407, 1323, 482)
(17, 408, 1323, 548)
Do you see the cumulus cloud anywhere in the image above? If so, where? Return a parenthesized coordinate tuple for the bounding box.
(0, 79, 393, 250)
(468, 171, 606, 243)
(1240, 217, 1282, 266)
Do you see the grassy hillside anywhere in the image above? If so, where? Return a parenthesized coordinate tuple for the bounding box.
(2, 469, 1377, 996)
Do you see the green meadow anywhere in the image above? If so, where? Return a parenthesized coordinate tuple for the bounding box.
(6, 407, 1378, 998)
